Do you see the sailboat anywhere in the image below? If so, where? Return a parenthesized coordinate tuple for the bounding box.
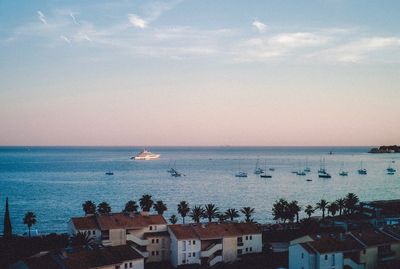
(304, 158, 311, 172)
(339, 162, 348, 176)
(318, 158, 331, 178)
(168, 161, 182, 177)
(260, 160, 272, 178)
(235, 160, 247, 178)
(254, 159, 264, 174)
(387, 162, 396, 173)
(358, 162, 367, 175)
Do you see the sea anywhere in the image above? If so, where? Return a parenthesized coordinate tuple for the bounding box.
(0, 146, 399, 235)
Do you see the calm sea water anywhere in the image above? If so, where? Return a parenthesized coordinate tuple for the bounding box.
(0, 146, 399, 234)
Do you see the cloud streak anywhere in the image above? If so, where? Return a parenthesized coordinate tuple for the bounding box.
(128, 14, 147, 29)
(37, 10, 47, 25)
(252, 20, 267, 33)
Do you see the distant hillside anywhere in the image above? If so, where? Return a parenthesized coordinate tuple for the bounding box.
(369, 145, 400, 153)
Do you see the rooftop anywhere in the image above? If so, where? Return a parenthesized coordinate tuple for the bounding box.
(70, 215, 98, 230)
(169, 222, 261, 240)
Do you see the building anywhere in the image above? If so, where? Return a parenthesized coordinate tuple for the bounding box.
(361, 200, 400, 227)
(289, 229, 400, 269)
(10, 245, 144, 269)
(168, 222, 262, 268)
(68, 212, 170, 263)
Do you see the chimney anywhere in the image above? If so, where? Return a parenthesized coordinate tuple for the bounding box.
(140, 211, 149, 216)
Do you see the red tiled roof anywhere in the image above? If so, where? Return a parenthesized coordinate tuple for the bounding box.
(71, 216, 98, 230)
(96, 213, 167, 230)
(169, 222, 261, 240)
(349, 230, 399, 247)
(65, 245, 143, 269)
(303, 234, 364, 254)
(143, 231, 170, 238)
(22, 253, 60, 269)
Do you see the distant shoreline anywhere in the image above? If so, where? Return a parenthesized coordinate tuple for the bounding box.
(369, 145, 400, 153)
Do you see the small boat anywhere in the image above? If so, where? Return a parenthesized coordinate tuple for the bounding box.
(319, 172, 331, 178)
(260, 161, 272, 178)
(306, 179, 312, 182)
(387, 171, 395, 175)
(339, 162, 348, 176)
(269, 168, 275, 171)
(254, 159, 264, 174)
(296, 171, 306, 176)
(132, 149, 160, 160)
(358, 162, 367, 175)
(167, 160, 176, 173)
(105, 172, 114, 175)
(387, 163, 396, 173)
(318, 158, 327, 174)
(235, 161, 247, 178)
(304, 159, 311, 172)
(235, 171, 248, 178)
(170, 168, 182, 177)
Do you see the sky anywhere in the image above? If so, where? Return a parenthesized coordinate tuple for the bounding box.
(0, 0, 400, 146)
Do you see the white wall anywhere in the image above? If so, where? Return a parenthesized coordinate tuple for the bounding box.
(242, 233, 262, 254)
(318, 252, 343, 269)
(289, 244, 313, 269)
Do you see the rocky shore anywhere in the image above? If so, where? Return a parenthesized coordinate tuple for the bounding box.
(369, 145, 400, 153)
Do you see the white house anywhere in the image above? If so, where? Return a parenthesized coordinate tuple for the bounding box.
(289, 229, 400, 269)
(168, 222, 262, 268)
(68, 212, 170, 263)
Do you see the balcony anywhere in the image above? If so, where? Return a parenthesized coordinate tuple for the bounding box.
(209, 255, 223, 267)
(379, 251, 396, 261)
(126, 234, 149, 246)
(201, 243, 223, 257)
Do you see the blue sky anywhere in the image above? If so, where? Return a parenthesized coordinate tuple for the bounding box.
(1, 0, 400, 146)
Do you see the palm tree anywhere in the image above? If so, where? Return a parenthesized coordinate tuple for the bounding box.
(177, 201, 190, 224)
(70, 231, 94, 247)
(82, 200, 96, 215)
(272, 199, 290, 223)
(190, 205, 205, 223)
(336, 198, 345, 216)
(23, 211, 36, 238)
(304, 205, 314, 218)
(139, 194, 154, 212)
(225, 208, 240, 222)
(97, 202, 111, 215)
(204, 204, 219, 222)
(169, 215, 178, 224)
(153, 200, 168, 215)
(327, 202, 339, 217)
(316, 199, 329, 219)
(344, 193, 359, 215)
(241, 207, 255, 223)
(288, 201, 301, 223)
(123, 200, 138, 214)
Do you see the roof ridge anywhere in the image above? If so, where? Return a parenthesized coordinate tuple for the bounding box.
(348, 232, 367, 247)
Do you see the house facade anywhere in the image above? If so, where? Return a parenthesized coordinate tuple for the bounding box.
(68, 212, 170, 263)
(289, 229, 400, 269)
(168, 222, 262, 268)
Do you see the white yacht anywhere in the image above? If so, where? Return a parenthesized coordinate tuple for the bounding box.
(131, 149, 160, 160)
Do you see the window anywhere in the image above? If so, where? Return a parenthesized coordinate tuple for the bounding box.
(301, 253, 304, 259)
(129, 262, 132, 268)
(151, 251, 155, 256)
(149, 226, 153, 231)
(249, 247, 252, 252)
(125, 264, 128, 269)
(363, 249, 366, 254)
(156, 238, 159, 243)
(245, 236, 248, 240)
(188, 253, 191, 257)
(193, 252, 196, 257)
(325, 254, 328, 260)
(246, 248, 248, 252)
(332, 254, 335, 266)
(115, 266, 120, 269)
(193, 240, 196, 245)
(237, 249, 243, 255)
(154, 225, 158, 230)
(250, 235, 252, 240)
(189, 240, 191, 245)
(152, 239, 155, 244)
(156, 251, 159, 255)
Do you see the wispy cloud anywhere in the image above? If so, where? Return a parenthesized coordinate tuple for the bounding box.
(60, 35, 71, 44)
(70, 12, 79, 25)
(37, 11, 47, 25)
(128, 14, 147, 29)
(252, 20, 267, 33)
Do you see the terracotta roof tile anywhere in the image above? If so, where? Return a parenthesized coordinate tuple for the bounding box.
(96, 213, 166, 230)
(71, 216, 98, 230)
(349, 230, 399, 247)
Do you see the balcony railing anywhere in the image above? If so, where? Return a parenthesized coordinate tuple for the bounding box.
(201, 243, 223, 257)
(126, 234, 149, 246)
(209, 255, 223, 267)
(379, 251, 396, 261)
